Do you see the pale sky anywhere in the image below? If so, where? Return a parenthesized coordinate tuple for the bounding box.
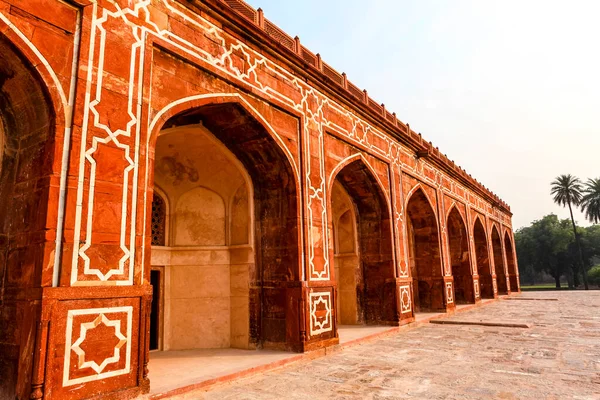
(244, 0, 600, 229)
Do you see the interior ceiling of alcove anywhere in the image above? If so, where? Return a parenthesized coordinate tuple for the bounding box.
(155, 125, 246, 200)
(154, 125, 249, 246)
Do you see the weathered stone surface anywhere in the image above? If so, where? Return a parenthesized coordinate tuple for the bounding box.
(193, 291, 600, 400)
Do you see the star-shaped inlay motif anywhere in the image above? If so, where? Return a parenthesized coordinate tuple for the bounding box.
(71, 314, 127, 374)
(310, 294, 332, 333)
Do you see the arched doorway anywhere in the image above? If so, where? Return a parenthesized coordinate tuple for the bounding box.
(331, 182, 360, 324)
(330, 159, 396, 325)
(504, 232, 519, 292)
(447, 207, 475, 304)
(492, 226, 508, 295)
(473, 218, 494, 298)
(406, 189, 445, 312)
(149, 102, 300, 352)
(0, 36, 56, 399)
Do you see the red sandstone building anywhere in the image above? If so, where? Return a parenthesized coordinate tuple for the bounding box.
(0, 0, 520, 398)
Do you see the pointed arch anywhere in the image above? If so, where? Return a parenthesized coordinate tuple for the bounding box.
(406, 188, 445, 311)
(327, 153, 392, 217)
(447, 206, 475, 304)
(148, 98, 302, 350)
(0, 17, 68, 121)
(473, 214, 486, 233)
(504, 231, 519, 292)
(148, 93, 299, 182)
(491, 225, 508, 295)
(0, 30, 61, 399)
(329, 157, 396, 324)
(445, 201, 458, 221)
(473, 217, 494, 298)
(405, 183, 438, 219)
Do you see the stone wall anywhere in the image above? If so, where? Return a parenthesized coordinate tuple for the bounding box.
(0, 0, 520, 398)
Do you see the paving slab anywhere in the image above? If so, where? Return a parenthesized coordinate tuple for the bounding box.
(170, 291, 600, 399)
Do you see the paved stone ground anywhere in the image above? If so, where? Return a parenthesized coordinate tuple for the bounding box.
(183, 292, 600, 399)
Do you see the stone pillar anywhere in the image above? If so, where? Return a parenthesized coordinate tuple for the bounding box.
(41, 4, 150, 398)
(392, 167, 415, 324)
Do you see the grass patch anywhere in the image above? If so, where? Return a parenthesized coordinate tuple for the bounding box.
(520, 283, 566, 291)
(521, 284, 563, 289)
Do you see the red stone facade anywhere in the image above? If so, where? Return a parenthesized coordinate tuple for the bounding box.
(0, 0, 520, 398)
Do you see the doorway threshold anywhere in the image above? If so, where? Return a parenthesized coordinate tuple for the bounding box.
(146, 348, 301, 399)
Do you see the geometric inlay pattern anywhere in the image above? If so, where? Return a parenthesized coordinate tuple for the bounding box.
(309, 292, 332, 336)
(17, 0, 514, 291)
(71, 314, 127, 374)
(400, 285, 412, 314)
(151, 193, 166, 246)
(445, 282, 454, 304)
(63, 306, 133, 387)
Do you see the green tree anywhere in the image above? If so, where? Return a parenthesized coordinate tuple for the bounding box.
(516, 215, 600, 289)
(581, 178, 600, 224)
(579, 224, 600, 267)
(577, 225, 600, 287)
(589, 265, 600, 287)
(551, 174, 588, 289)
(515, 214, 573, 288)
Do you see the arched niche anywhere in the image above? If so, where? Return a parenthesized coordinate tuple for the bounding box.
(331, 181, 360, 325)
(504, 232, 519, 292)
(473, 218, 494, 298)
(0, 34, 56, 400)
(447, 207, 475, 304)
(491, 226, 508, 295)
(149, 102, 299, 354)
(330, 159, 396, 324)
(406, 188, 445, 312)
(174, 187, 226, 246)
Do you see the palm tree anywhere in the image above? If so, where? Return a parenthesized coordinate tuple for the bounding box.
(551, 174, 588, 290)
(581, 178, 600, 224)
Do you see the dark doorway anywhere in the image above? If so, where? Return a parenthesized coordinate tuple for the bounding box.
(492, 227, 508, 295)
(150, 269, 162, 351)
(447, 207, 475, 304)
(474, 218, 494, 298)
(505, 233, 519, 292)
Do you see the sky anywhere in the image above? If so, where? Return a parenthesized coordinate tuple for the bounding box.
(244, 0, 600, 229)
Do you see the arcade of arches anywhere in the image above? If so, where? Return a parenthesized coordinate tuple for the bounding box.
(0, 0, 519, 398)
